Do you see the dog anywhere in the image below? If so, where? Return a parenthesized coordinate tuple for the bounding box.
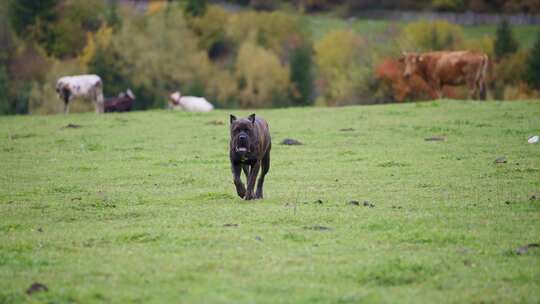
(229, 113, 271, 200)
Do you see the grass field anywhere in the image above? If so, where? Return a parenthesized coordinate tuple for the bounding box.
(305, 15, 540, 49)
(1, 100, 540, 303)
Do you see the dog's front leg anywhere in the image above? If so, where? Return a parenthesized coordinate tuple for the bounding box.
(232, 163, 246, 199)
(245, 161, 260, 200)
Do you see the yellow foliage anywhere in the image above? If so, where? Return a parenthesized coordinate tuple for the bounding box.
(464, 36, 494, 58)
(226, 11, 299, 56)
(235, 42, 290, 108)
(400, 20, 464, 52)
(189, 5, 230, 50)
(79, 25, 113, 68)
(146, 1, 167, 15)
(314, 30, 370, 106)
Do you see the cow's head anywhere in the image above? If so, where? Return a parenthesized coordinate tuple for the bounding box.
(169, 91, 182, 106)
(400, 52, 423, 80)
(126, 89, 135, 100)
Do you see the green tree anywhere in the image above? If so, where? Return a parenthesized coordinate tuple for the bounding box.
(494, 19, 519, 59)
(289, 42, 314, 106)
(526, 31, 540, 90)
(8, 0, 58, 36)
(0, 66, 9, 114)
(185, 0, 207, 17)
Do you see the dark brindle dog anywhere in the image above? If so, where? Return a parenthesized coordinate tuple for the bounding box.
(229, 113, 271, 200)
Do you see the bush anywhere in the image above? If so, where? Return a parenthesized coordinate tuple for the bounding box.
(464, 36, 494, 58)
(431, 0, 465, 11)
(400, 20, 464, 52)
(188, 5, 230, 58)
(185, 0, 207, 17)
(493, 51, 529, 99)
(526, 31, 540, 90)
(235, 41, 290, 108)
(314, 30, 372, 106)
(494, 19, 518, 60)
(289, 40, 314, 106)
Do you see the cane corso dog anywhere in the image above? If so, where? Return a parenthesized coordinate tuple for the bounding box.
(229, 113, 271, 200)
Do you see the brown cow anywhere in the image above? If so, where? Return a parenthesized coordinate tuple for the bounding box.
(400, 51, 489, 100)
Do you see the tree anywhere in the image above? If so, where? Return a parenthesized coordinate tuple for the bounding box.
(289, 42, 314, 106)
(494, 19, 518, 59)
(185, 0, 207, 17)
(526, 31, 540, 90)
(8, 0, 58, 43)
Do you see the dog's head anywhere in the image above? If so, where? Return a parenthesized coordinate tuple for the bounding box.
(230, 113, 256, 156)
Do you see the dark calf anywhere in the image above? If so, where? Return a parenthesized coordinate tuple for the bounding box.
(104, 89, 135, 113)
(229, 113, 271, 200)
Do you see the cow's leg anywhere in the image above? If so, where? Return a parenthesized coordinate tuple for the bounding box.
(468, 79, 477, 100)
(245, 161, 261, 201)
(63, 97, 70, 114)
(232, 163, 246, 199)
(255, 150, 270, 199)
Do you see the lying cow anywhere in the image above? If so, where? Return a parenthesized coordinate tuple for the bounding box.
(400, 51, 489, 100)
(105, 89, 135, 113)
(56, 74, 104, 114)
(168, 91, 214, 112)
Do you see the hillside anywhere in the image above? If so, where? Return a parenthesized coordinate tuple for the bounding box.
(1, 101, 539, 303)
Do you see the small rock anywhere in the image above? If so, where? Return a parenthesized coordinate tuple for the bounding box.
(26, 282, 48, 295)
(340, 128, 355, 132)
(363, 201, 375, 208)
(223, 223, 238, 227)
(304, 225, 331, 231)
(280, 138, 302, 145)
(63, 123, 81, 129)
(37, 227, 43, 233)
(313, 199, 323, 205)
(348, 200, 360, 206)
(515, 243, 540, 255)
(425, 136, 445, 142)
(530, 194, 539, 201)
(255, 236, 263, 241)
(494, 156, 507, 164)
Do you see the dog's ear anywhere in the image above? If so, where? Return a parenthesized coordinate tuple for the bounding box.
(248, 113, 256, 124)
(230, 114, 237, 124)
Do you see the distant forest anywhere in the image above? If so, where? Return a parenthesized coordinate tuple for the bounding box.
(221, 0, 540, 13)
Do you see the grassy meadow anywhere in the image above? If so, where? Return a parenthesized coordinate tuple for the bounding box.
(1, 100, 540, 303)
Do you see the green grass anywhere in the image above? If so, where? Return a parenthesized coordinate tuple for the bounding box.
(1, 100, 540, 303)
(305, 14, 540, 48)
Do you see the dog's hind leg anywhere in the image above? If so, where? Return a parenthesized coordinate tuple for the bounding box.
(255, 151, 270, 199)
(232, 163, 246, 199)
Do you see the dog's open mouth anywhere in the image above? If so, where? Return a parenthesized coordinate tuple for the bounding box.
(235, 146, 248, 153)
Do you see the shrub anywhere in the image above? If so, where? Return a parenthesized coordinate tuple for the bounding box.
(432, 0, 465, 11)
(314, 30, 372, 106)
(235, 41, 290, 108)
(526, 31, 540, 90)
(493, 51, 529, 99)
(464, 36, 494, 58)
(188, 5, 230, 58)
(494, 19, 518, 60)
(185, 0, 207, 17)
(226, 10, 300, 57)
(400, 20, 464, 52)
(289, 39, 314, 106)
